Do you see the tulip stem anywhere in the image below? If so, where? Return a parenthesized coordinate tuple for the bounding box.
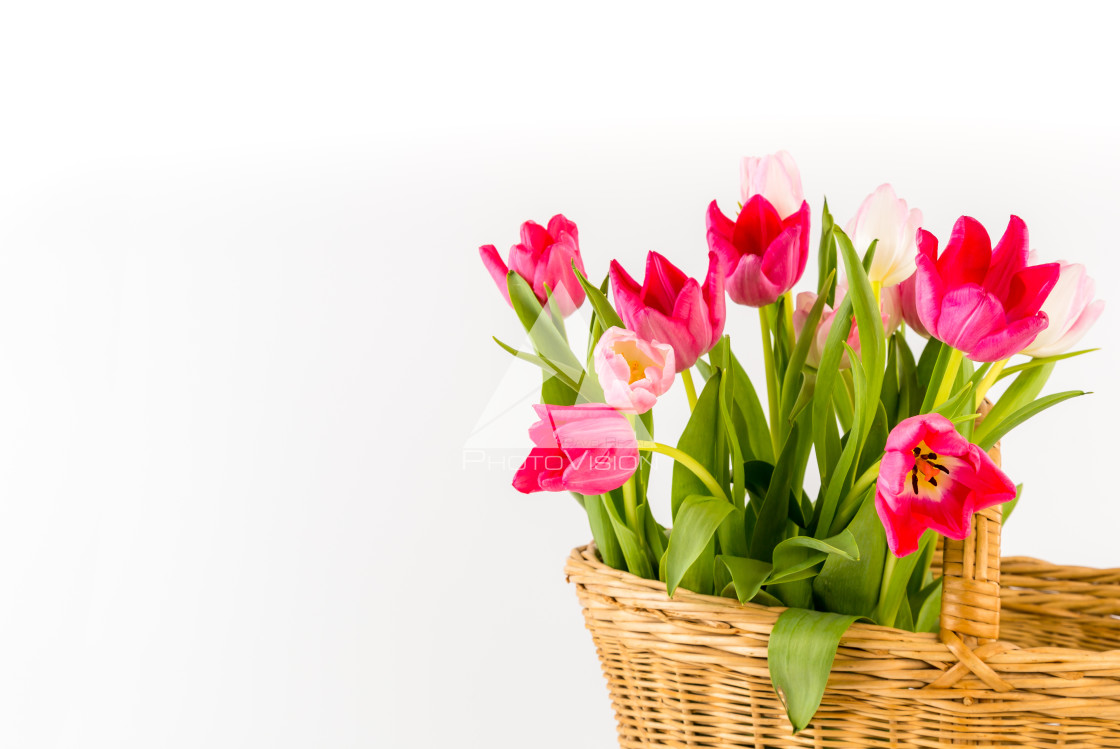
(974, 358, 1008, 409)
(759, 306, 782, 456)
(636, 441, 729, 503)
(681, 368, 698, 412)
(932, 347, 965, 410)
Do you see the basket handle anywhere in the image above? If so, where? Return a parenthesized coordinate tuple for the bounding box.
(937, 437, 1003, 646)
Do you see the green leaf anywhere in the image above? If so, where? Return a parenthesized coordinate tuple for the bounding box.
(665, 495, 735, 596)
(572, 265, 624, 330)
(741, 460, 810, 528)
(915, 337, 943, 397)
(975, 390, 1087, 451)
(506, 272, 602, 402)
(583, 494, 625, 571)
(750, 424, 801, 562)
(980, 362, 1054, 433)
(914, 578, 944, 633)
(998, 348, 1099, 381)
(933, 381, 975, 420)
(717, 556, 773, 604)
(642, 502, 668, 562)
(780, 270, 835, 423)
(730, 352, 773, 464)
(876, 532, 935, 628)
(768, 609, 860, 733)
(1002, 484, 1023, 525)
(671, 372, 727, 517)
(813, 492, 887, 618)
(492, 336, 583, 393)
(766, 530, 858, 586)
(600, 492, 654, 579)
(817, 199, 837, 306)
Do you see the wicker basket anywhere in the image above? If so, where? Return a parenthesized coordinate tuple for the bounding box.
(566, 505, 1120, 747)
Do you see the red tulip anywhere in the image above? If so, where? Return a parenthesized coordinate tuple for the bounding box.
(876, 414, 1016, 557)
(479, 214, 587, 317)
(897, 271, 930, 338)
(914, 216, 1060, 361)
(512, 404, 638, 495)
(705, 197, 811, 307)
(609, 251, 725, 371)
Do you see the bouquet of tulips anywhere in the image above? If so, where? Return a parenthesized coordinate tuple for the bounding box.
(477, 152, 1103, 731)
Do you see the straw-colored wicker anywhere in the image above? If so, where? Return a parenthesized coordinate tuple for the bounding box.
(566, 507, 1120, 747)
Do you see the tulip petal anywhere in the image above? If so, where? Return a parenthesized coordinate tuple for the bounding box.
(914, 254, 946, 337)
(520, 220, 552, 254)
(732, 194, 784, 257)
(1003, 262, 1060, 320)
(479, 244, 512, 306)
(727, 253, 783, 307)
(641, 251, 689, 315)
(937, 216, 991, 288)
(702, 251, 726, 348)
(916, 228, 939, 262)
(547, 214, 579, 243)
(512, 446, 568, 493)
(1027, 298, 1104, 357)
(934, 284, 1005, 354)
(984, 216, 1029, 299)
(761, 222, 804, 294)
(967, 313, 1049, 362)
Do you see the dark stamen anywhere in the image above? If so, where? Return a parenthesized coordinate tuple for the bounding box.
(911, 472, 919, 494)
(929, 461, 950, 474)
(924, 452, 938, 460)
(913, 447, 921, 456)
(929, 477, 938, 487)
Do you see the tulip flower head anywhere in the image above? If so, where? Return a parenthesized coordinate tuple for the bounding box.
(915, 216, 1060, 362)
(876, 414, 1017, 557)
(593, 327, 675, 414)
(792, 282, 902, 369)
(609, 251, 725, 372)
(707, 151, 811, 307)
(512, 404, 638, 495)
(479, 214, 587, 317)
(1019, 255, 1104, 358)
(897, 271, 930, 338)
(845, 184, 924, 288)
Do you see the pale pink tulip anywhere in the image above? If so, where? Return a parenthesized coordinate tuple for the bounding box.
(593, 327, 675, 414)
(845, 184, 924, 288)
(740, 150, 804, 220)
(1020, 254, 1104, 358)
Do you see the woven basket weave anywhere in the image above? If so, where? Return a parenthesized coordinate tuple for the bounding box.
(566, 501, 1120, 746)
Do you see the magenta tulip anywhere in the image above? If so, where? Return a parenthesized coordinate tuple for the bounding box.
(915, 216, 1060, 362)
(609, 251, 725, 372)
(593, 327, 675, 414)
(512, 404, 638, 495)
(897, 272, 930, 338)
(479, 214, 587, 317)
(876, 414, 1016, 557)
(1020, 255, 1105, 358)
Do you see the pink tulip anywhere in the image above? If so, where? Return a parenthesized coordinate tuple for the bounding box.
(897, 272, 930, 338)
(876, 414, 1016, 557)
(792, 282, 902, 369)
(593, 327, 675, 414)
(1020, 255, 1105, 358)
(609, 251, 725, 372)
(512, 404, 638, 495)
(845, 184, 924, 288)
(479, 214, 587, 317)
(706, 152, 811, 307)
(740, 150, 805, 221)
(915, 216, 1060, 362)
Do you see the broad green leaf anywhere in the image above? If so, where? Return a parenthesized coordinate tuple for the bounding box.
(980, 362, 1054, 433)
(813, 492, 887, 618)
(642, 502, 668, 562)
(914, 578, 944, 633)
(584, 273, 611, 364)
(875, 531, 935, 628)
(714, 337, 747, 510)
(766, 530, 858, 587)
(768, 609, 860, 733)
(730, 352, 773, 464)
(671, 373, 728, 517)
(742, 460, 810, 528)
(717, 556, 773, 604)
(600, 492, 654, 579)
(895, 333, 919, 427)
(780, 270, 835, 424)
(915, 337, 943, 395)
(975, 390, 1087, 450)
(665, 495, 734, 596)
(583, 494, 625, 570)
(750, 424, 801, 562)
(933, 381, 975, 420)
(919, 342, 958, 413)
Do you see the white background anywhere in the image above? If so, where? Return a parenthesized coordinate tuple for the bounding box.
(1, 2, 1118, 747)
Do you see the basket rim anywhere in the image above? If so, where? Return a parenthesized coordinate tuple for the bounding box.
(567, 541, 1120, 656)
